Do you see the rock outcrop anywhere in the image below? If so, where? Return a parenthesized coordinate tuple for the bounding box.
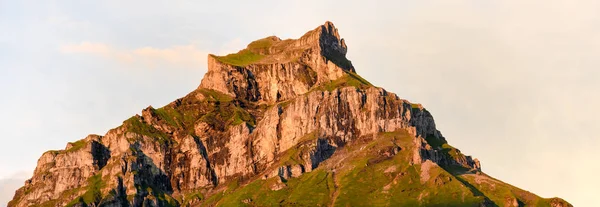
(9, 22, 570, 207)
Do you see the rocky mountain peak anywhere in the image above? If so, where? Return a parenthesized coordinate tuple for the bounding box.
(322, 21, 340, 37)
(200, 21, 356, 103)
(314, 21, 351, 70)
(8, 22, 572, 207)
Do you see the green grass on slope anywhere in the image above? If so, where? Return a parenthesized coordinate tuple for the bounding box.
(213, 50, 264, 66)
(347, 71, 372, 86)
(65, 174, 106, 207)
(314, 72, 373, 92)
(125, 88, 255, 140)
(457, 173, 559, 207)
(246, 37, 277, 54)
(203, 170, 333, 206)
(153, 89, 237, 130)
(196, 89, 256, 127)
(146, 187, 180, 207)
(198, 104, 255, 128)
(65, 139, 87, 153)
(201, 130, 492, 207)
(424, 134, 447, 149)
(198, 88, 234, 102)
(123, 116, 171, 144)
(333, 131, 484, 207)
(153, 107, 182, 128)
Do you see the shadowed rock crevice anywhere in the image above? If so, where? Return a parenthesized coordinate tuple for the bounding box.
(319, 21, 354, 72)
(128, 145, 176, 207)
(310, 138, 336, 169)
(91, 141, 110, 170)
(193, 135, 219, 186)
(116, 177, 131, 207)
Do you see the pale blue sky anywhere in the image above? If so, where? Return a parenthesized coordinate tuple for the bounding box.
(1, 0, 599, 206)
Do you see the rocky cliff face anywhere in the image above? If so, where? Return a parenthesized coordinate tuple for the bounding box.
(9, 22, 570, 207)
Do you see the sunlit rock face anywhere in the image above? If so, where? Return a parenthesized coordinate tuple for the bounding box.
(8, 22, 570, 207)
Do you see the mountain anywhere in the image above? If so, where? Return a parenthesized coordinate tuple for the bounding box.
(9, 22, 571, 207)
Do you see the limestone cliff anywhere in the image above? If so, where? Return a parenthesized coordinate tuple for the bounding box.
(9, 22, 571, 207)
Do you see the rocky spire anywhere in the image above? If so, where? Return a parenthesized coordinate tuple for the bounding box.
(316, 21, 353, 72)
(289, 21, 354, 71)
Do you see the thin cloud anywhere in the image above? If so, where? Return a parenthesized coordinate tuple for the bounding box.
(60, 42, 209, 68)
(60, 42, 111, 54)
(0, 171, 31, 207)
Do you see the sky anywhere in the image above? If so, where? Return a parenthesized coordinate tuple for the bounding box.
(1, 0, 599, 206)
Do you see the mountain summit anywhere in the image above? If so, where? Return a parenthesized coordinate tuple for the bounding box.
(200, 21, 354, 103)
(9, 22, 571, 207)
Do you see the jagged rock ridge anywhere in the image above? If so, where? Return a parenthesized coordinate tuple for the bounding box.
(9, 21, 571, 207)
